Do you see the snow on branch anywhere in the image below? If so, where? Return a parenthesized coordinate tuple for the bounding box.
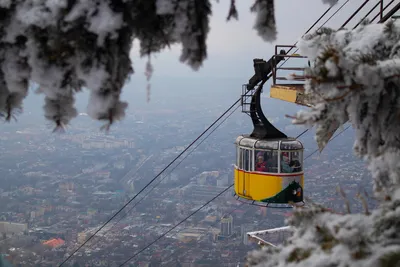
(247, 188, 400, 267)
(247, 19, 400, 267)
(292, 20, 400, 196)
(322, 0, 338, 6)
(251, 0, 277, 42)
(0, 0, 213, 129)
(0, 0, 371, 129)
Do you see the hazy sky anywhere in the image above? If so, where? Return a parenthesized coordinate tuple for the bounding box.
(19, 0, 389, 122)
(129, 0, 380, 80)
(122, 0, 383, 112)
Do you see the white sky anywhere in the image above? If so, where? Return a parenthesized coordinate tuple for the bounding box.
(129, 0, 385, 80)
(19, 0, 393, 120)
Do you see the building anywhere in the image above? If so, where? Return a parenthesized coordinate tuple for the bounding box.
(42, 238, 65, 248)
(77, 232, 87, 244)
(0, 222, 27, 238)
(182, 184, 227, 200)
(177, 227, 209, 243)
(241, 224, 253, 245)
(219, 214, 233, 237)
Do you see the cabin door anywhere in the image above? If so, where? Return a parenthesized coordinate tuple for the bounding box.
(242, 149, 251, 197)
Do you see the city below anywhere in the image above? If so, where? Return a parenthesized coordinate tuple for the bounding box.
(0, 96, 374, 267)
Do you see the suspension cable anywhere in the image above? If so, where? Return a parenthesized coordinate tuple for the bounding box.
(118, 185, 234, 267)
(85, 104, 241, 250)
(119, 124, 352, 266)
(278, 0, 351, 68)
(303, 124, 351, 161)
(161, 202, 246, 265)
(370, 0, 397, 23)
(277, 0, 341, 58)
(58, 2, 349, 265)
(58, 99, 242, 266)
(341, 0, 371, 29)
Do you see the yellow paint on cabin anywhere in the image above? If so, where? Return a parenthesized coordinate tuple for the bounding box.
(234, 169, 282, 201)
(234, 168, 305, 201)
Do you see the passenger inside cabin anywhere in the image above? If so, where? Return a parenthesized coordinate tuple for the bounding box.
(255, 154, 268, 172)
(281, 152, 293, 173)
(290, 154, 301, 172)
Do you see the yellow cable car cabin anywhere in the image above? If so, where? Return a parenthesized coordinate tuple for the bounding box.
(234, 137, 304, 204)
(234, 50, 304, 206)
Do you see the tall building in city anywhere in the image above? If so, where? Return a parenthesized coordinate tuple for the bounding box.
(219, 214, 233, 237)
(241, 224, 253, 245)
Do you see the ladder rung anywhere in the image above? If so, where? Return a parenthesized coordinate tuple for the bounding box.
(276, 67, 305, 71)
(276, 77, 305, 81)
(274, 55, 307, 58)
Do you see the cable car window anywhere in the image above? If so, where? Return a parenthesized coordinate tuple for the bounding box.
(249, 149, 254, 171)
(280, 151, 303, 173)
(291, 150, 303, 172)
(255, 150, 278, 173)
(237, 147, 242, 167)
(254, 140, 279, 150)
(280, 140, 303, 150)
(243, 149, 250, 171)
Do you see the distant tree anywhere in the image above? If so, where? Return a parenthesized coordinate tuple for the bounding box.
(246, 20, 400, 267)
(0, 0, 334, 130)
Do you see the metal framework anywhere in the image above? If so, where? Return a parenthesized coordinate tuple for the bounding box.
(241, 56, 288, 140)
(270, 45, 310, 107)
(269, 0, 400, 108)
(247, 226, 292, 247)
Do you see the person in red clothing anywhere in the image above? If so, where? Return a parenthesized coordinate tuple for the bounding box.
(255, 154, 268, 172)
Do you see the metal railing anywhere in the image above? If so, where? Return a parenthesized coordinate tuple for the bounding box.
(271, 0, 400, 88)
(272, 45, 307, 86)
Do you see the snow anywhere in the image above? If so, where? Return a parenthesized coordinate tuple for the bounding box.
(0, 0, 363, 129)
(0, 0, 134, 129)
(86, 1, 124, 46)
(294, 20, 400, 193)
(322, 0, 338, 6)
(15, 0, 67, 28)
(248, 193, 400, 267)
(247, 19, 400, 267)
(0, 0, 11, 8)
(251, 0, 277, 42)
(64, 0, 92, 22)
(156, 0, 176, 15)
(249, 0, 337, 42)
(0, 2, 398, 266)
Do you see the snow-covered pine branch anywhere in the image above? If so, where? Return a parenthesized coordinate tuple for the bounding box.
(0, 0, 334, 129)
(247, 19, 400, 267)
(0, 0, 211, 129)
(294, 20, 400, 196)
(247, 189, 400, 267)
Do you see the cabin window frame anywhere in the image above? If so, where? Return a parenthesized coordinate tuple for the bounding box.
(254, 149, 279, 173)
(242, 148, 251, 171)
(236, 147, 254, 171)
(279, 149, 304, 174)
(236, 139, 304, 174)
(236, 146, 241, 168)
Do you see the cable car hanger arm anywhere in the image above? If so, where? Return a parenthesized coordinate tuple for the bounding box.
(247, 49, 286, 91)
(244, 49, 287, 139)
